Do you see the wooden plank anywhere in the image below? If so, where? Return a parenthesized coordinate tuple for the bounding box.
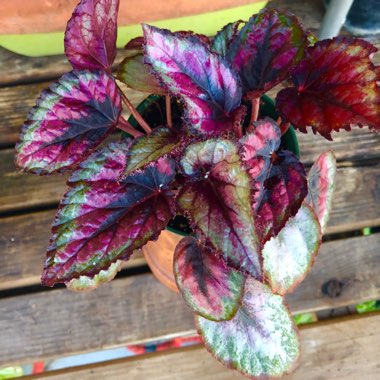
(0, 210, 146, 291)
(0, 81, 146, 147)
(1, 207, 380, 294)
(0, 149, 67, 212)
(2, 149, 379, 231)
(27, 312, 380, 380)
(0, 233, 379, 366)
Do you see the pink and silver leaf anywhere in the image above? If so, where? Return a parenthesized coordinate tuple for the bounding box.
(262, 203, 321, 295)
(16, 70, 121, 175)
(196, 278, 300, 379)
(42, 146, 176, 286)
(239, 118, 308, 244)
(227, 8, 309, 97)
(177, 139, 262, 279)
(276, 36, 380, 140)
(306, 151, 337, 232)
(65, 0, 120, 70)
(174, 236, 245, 321)
(143, 24, 242, 135)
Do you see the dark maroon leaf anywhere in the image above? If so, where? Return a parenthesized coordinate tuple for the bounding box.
(16, 70, 121, 175)
(177, 139, 262, 279)
(174, 236, 245, 321)
(65, 0, 120, 70)
(276, 36, 380, 140)
(143, 24, 242, 135)
(239, 118, 307, 243)
(41, 141, 176, 286)
(227, 8, 309, 96)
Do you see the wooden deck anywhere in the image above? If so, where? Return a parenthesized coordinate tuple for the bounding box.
(0, 0, 379, 378)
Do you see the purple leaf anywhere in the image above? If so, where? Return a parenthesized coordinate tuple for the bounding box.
(211, 21, 242, 57)
(262, 203, 321, 295)
(42, 142, 176, 286)
(65, 0, 120, 70)
(177, 139, 262, 279)
(227, 8, 309, 96)
(196, 278, 300, 379)
(143, 24, 242, 135)
(16, 70, 121, 175)
(276, 37, 380, 140)
(174, 237, 245, 321)
(239, 118, 308, 244)
(124, 127, 182, 176)
(306, 151, 337, 232)
(66, 259, 125, 291)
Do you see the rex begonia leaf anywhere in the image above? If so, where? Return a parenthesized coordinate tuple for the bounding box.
(117, 37, 166, 94)
(306, 151, 337, 232)
(196, 278, 300, 379)
(16, 70, 121, 175)
(66, 259, 124, 291)
(65, 0, 119, 70)
(211, 21, 242, 57)
(174, 236, 245, 321)
(143, 24, 242, 135)
(227, 8, 309, 97)
(41, 142, 176, 286)
(262, 203, 321, 295)
(177, 139, 262, 279)
(276, 36, 380, 140)
(239, 118, 308, 244)
(123, 127, 182, 176)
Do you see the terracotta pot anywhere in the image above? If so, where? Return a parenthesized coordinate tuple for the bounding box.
(129, 95, 300, 292)
(0, 0, 266, 34)
(142, 230, 182, 293)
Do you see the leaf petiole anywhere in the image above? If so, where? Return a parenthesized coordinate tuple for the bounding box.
(250, 97, 260, 124)
(165, 94, 173, 128)
(118, 87, 152, 134)
(117, 116, 144, 138)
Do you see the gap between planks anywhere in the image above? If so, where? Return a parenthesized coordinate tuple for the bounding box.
(22, 311, 380, 380)
(0, 232, 379, 367)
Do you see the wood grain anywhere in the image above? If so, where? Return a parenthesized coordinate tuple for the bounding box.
(2, 77, 380, 157)
(2, 150, 379, 231)
(0, 210, 145, 291)
(0, 81, 146, 147)
(0, 233, 379, 366)
(26, 312, 380, 380)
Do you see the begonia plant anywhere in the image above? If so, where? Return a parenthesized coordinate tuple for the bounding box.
(15, 0, 379, 378)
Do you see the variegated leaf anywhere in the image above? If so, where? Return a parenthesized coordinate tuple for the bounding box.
(42, 141, 176, 286)
(262, 203, 321, 295)
(276, 37, 380, 140)
(174, 236, 245, 321)
(197, 278, 300, 379)
(306, 151, 337, 232)
(143, 24, 242, 135)
(227, 8, 309, 96)
(16, 70, 121, 175)
(177, 139, 262, 279)
(66, 260, 125, 291)
(124, 127, 182, 175)
(65, 0, 119, 70)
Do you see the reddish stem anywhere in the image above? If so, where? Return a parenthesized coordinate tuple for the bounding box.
(250, 97, 260, 124)
(117, 116, 144, 138)
(119, 89, 152, 134)
(165, 94, 173, 128)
